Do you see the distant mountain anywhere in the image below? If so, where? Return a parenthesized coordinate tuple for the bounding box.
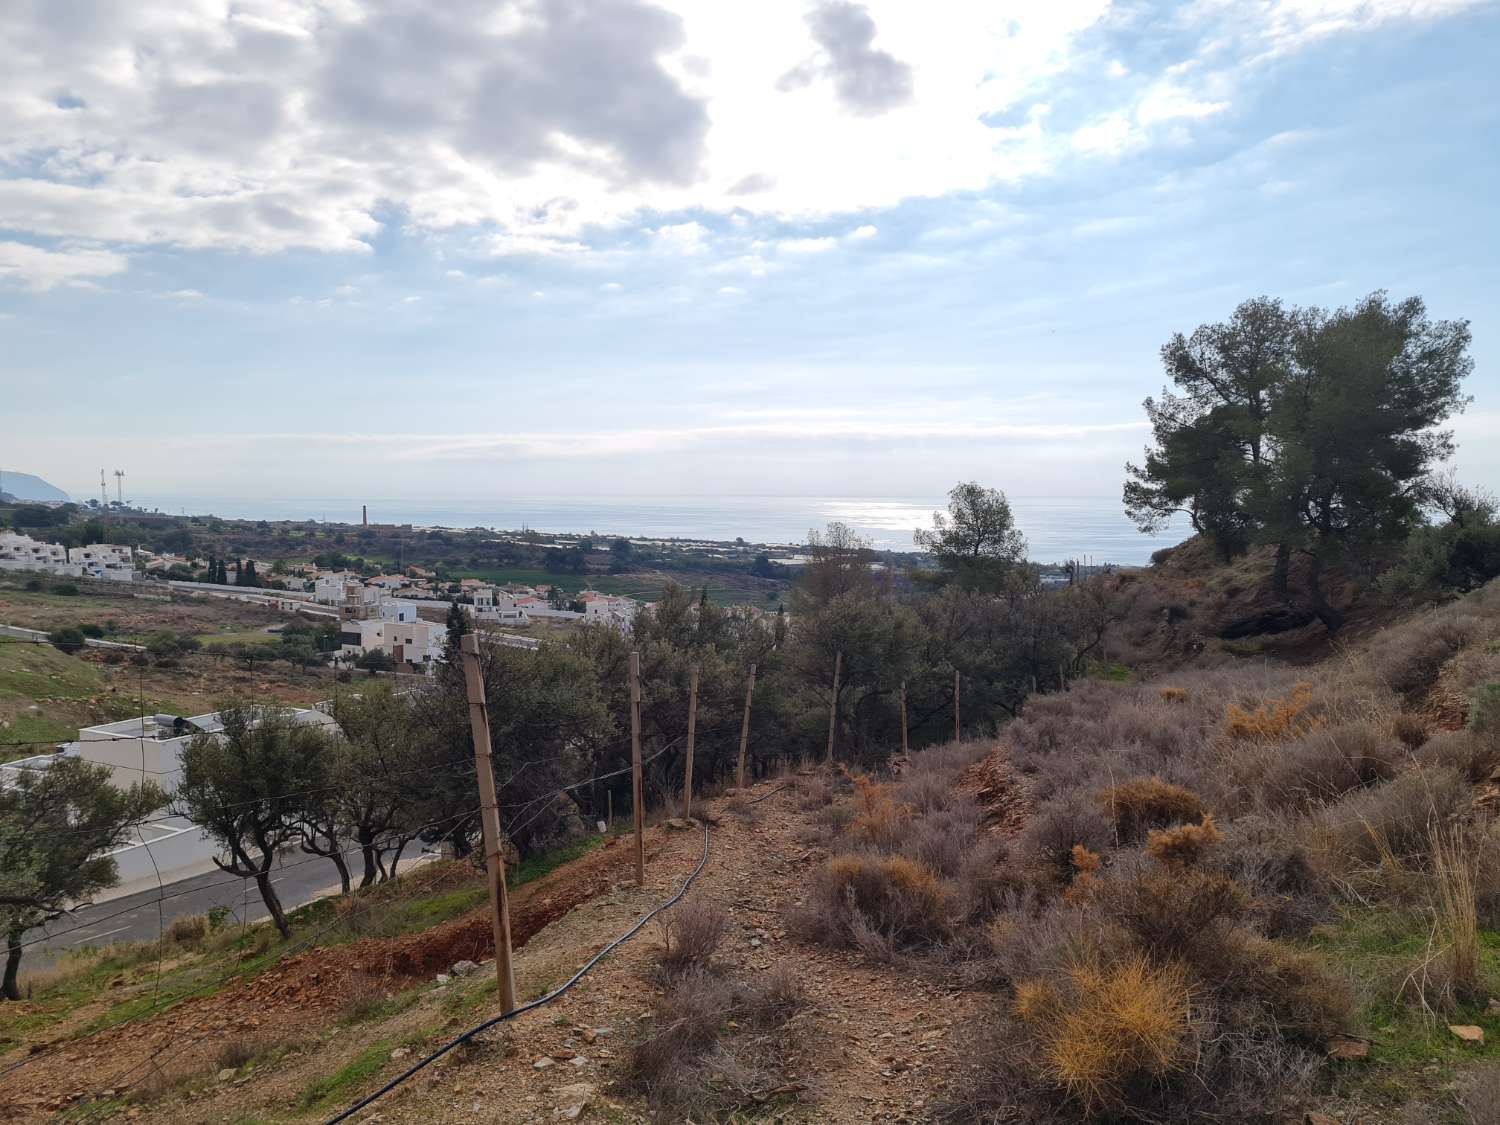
(0, 470, 70, 503)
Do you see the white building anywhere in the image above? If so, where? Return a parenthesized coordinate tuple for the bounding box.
(339, 616, 445, 670)
(72, 542, 135, 581)
(0, 531, 81, 576)
(74, 707, 337, 794)
(580, 591, 637, 626)
(315, 573, 365, 604)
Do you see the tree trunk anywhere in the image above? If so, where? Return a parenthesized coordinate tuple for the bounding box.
(254, 870, 291, 940)
(3, 928, 23, 1002)
(388, 838, 410, 881)
(1304, 554, 1344, 636)
(1272, 542, 1291, 599)
(329, 850, 352, 897)
(359, 829, 379, 890)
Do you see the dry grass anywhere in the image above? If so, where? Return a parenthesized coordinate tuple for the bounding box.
(793, 853, 952, 953)
(846, 772, 911, 851)
(1226, 682, 1319, 741)
(660, 900, 729, 979)
(1430, 822, 1482, 1004)
(1018, 955, 1192, 1114)
(625, 934, 805, 1120)
(1099, 777, 1206, 842)
(1146, 814, 1225, 867)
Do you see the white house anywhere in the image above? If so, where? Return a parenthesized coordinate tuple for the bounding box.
(367, 574, 407, 592)
(314, 573, 369, 605)
(339, 617, 445, 670)
(0, 531, 81, 576)
(580, 591, 637, 625)
(72, 542, 135, 581)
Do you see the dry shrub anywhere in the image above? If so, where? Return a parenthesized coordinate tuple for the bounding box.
(166, 913, 208, 945)
(847, 773, 911, 851)
(899, 798, 984, 876)
(214, 1033, 271, 1071)
(741, 962, 804, 1027)
(1216, 814, 1330, 937)
(1146, 814, 1224, 867)
(1373, 611, 1485, 698)
(1416, 727, 1500, 783)
(1105, 864, 1246, 958)
(625, 959, 804, 1119)
(1261, 722, 1404, 807)
(795, 772, 834, 810)
(660, 901, 728, 979)
(1017, 955, 1192, 1114)
(1099, 777, 1205, 842)
(1220, 931, 1354, 1041)
(1158, 686, 1188, 703)
(1019, 793, 1113, 887)
(338, 973, 391, 1022)
(1392, 711, 1431, 749)
(1312, 766, 1469, 871)
(1226, 682, 1319, 742)
(792, 853, 952, 952)
(725, 793, 756, 821)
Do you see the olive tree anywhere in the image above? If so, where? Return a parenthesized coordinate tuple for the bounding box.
(1, 760, 161, 1000)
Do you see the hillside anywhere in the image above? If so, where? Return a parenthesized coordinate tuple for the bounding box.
(4, 559, 1500, 1122)
(0, 471, 69, 504)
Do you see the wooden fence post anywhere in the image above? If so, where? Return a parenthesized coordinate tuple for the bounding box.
(630, 650, 645, 887)
(900, 679, 909, 755)
(826, 651, 842, 763)
(458, 634, 516, 1013)
(684, 664, 699, 820)
(953, 668, 961, 743)
(736, 662, 757, 789)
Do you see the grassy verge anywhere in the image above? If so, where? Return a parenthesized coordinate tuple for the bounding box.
(1310, 908, 1500, 1116)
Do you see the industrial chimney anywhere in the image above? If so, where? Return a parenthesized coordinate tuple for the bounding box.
(362, 504, 368, 527)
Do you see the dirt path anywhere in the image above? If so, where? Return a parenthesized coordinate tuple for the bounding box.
(302, 779, 985, 1124)
(5, 776, 996, 1122)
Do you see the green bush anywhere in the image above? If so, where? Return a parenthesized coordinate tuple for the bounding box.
(50, 626, 86, 653)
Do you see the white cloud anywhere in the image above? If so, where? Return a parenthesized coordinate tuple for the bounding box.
(651, 221, 711, 253)
(849, 224, 878, 239)
(195, 414, 1148, 461)
(0, 241, 127, 290)
(168, 288, 204, 299)
(0, 0, 1483, 276)
(777, 236, 838, 254)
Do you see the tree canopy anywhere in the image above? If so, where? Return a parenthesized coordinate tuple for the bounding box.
(915, 481, 1028, 592)
(2, 760, 161, 1000)
(1126, 292, 1472, 632)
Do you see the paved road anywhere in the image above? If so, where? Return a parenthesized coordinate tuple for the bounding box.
(21, 852, 427, 970)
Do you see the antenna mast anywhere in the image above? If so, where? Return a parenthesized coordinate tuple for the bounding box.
(113, 469, 125, 508)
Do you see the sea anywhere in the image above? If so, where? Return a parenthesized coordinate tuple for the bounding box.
(128, 494, 1189, 567)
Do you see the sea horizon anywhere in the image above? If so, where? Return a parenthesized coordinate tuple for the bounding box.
(122, 493, 1190, 566)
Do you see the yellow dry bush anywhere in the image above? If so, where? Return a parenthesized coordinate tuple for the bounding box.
(1064, 844, 1103, 904)
(846, 771, 911, 850)
(1033, 955, 1192, 1113)
(1013, 978, 1060, 1024)
(1146, 814, 1225, 867)
(1158, 686, 1188, 703)
(1099, 777, 1206, 840)
(1225, 682, 1319, 742)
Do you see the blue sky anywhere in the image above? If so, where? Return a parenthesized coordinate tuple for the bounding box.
(1, 0, 1497, 508)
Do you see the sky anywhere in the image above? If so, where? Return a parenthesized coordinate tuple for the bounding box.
(1, 0, 1497, 511)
